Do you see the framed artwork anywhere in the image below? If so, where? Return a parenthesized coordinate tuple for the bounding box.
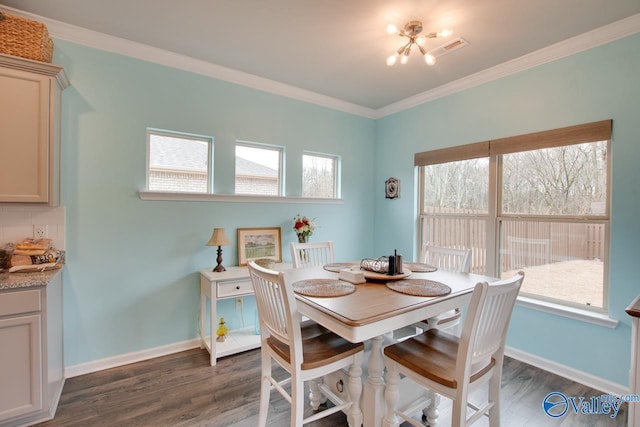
(385, 177, 400, 199)
(237, 227, 282, 266)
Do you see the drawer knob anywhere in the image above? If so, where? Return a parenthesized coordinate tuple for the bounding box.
(236, 285, 240, 290)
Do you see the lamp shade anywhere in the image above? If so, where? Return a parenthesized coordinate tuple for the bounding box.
(206, 228, 230, 246)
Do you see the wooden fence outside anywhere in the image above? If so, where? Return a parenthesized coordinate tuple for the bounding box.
(422, 215, 605, 274)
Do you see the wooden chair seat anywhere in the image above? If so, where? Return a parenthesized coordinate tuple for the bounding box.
(384, 329, 494, 389)
(267, 320, 364, 370)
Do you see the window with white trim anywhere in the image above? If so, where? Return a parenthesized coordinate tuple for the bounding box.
(235, 142, 283, 196)
(302, 152, 340, 198)
(417, 120, 611, 311)
(147, 129, 212, 193)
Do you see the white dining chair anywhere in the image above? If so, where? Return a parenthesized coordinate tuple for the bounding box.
(420, 244, 472, 274)
(290, 241, 334, 268)
(414, 244, 473, 332)
(248, 261, 364, 427)
(382, 272, 524, 427)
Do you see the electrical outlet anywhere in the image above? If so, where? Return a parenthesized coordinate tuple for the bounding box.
(33, 225, 48, 239)
(236, 297, 242, 310)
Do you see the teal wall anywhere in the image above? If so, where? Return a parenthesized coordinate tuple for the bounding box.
(374, 33, 640, 385)
(55, 41, 375, 366)
(54, 32, 639, 386)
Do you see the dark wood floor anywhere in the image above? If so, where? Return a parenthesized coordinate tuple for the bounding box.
(36, 347, 627, 427)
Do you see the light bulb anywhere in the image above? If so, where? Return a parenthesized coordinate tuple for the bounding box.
(386, 24, 398, 34)
(438, 28, 452, 38)
(425, 53, 436, 66)
(416, 36, 426, 46)
(400, 55, 409, 65)
(386, 54, 397, 66)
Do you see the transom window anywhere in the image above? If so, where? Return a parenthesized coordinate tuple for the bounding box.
(235, 142, 283, 196)
(147, 129, 212, 193)
(302, 152, 340, 198)
(417, 120, 611, 312)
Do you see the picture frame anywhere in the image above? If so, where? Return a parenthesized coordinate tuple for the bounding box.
(237, 227, 282, 266)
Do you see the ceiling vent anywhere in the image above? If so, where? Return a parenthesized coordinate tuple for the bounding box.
(428, 37, 469, 58)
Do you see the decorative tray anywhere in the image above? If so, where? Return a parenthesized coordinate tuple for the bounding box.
(362, 268, 411, 281)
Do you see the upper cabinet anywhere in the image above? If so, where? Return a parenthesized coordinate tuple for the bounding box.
(0, 53, 69, 205)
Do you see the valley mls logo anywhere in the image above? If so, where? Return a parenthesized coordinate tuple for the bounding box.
(543, 392, 638, 419)
(543, 392, 569, 418)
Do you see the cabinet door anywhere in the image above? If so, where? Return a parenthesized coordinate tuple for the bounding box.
(0, 67, 51, 203)
(0, 314, 43, 419)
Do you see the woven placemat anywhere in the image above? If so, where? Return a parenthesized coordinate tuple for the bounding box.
(403, 262, 437, 273)
(386, 279, 451, 297)
(323, 262, 359, 272)
(293, 279, 356, 297)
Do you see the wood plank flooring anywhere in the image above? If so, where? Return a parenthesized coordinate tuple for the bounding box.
(36, 347, 628, 426)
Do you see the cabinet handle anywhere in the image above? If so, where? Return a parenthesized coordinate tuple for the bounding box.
(236, 286, 240, 290)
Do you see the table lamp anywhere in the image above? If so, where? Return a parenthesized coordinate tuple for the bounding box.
(207, 228, 231, 272)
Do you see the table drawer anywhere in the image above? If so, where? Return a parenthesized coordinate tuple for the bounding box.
(0, 289, 41, 317)
(218, 279, 253, 298)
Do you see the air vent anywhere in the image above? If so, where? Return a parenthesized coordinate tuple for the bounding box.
(428, 37, 469, 58)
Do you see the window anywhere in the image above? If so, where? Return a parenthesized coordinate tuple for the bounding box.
(417, 120, 611, 311)
(235, 142, 283, 196)
(302, 153, 339, 198)
(147, 129, 212, 193)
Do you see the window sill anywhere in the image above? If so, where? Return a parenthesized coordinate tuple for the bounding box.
(516, 296, 618, 328)
(138, 191, 344, 204)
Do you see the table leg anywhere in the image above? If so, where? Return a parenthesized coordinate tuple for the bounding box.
(200, 289, 206, 351)
(209, 295, 216, 366)
(363, 335, 385, 427)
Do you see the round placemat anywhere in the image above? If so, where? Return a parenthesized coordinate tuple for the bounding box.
(323, 262, 359, 272)
(386, 279, 451, 297)
(293, 279, 356, 297)
(403, 262, 437, 273)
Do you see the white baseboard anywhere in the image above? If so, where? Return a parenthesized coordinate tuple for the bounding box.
(64, 338, 201, 378)
(505, 346, 629, 396)
(64, 339, 627, 397)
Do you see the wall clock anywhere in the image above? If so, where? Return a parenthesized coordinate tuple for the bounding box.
(385, 177, 399, 199)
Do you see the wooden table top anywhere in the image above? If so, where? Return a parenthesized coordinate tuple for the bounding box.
(285, 265, 497, 342)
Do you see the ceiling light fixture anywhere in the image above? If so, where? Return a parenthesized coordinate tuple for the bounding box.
(386, 21, 452, 66)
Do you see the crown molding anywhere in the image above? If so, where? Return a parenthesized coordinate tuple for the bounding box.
(0, 5, 377, 119)
(375, 13, 640, 118)
(1, 6, 638, 120)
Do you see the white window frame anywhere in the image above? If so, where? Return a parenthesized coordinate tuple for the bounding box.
(416, 120, 614, 324)
(146, 128, 213, 193)
(302, 151, 341, 199)
(234, 140, 285, 196)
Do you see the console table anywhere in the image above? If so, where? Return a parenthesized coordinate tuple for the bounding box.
(199, 264, 290, 366)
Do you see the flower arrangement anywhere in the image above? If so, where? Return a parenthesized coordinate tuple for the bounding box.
(293, 214, 316, 243)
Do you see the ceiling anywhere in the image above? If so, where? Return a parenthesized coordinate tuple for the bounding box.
(2, 0, 640, 111)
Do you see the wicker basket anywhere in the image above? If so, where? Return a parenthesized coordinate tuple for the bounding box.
(0, 11, 53, 63)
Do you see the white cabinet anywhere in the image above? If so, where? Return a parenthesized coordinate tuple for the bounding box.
(627, 295, 640, 427)
(0, 54, 69, 205)
(199, 264, 291, 365)
(0, 272, 64, 426)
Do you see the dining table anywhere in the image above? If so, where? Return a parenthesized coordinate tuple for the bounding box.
(284, 263, 498, 427)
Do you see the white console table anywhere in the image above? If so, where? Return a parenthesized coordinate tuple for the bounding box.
(199, 264, 290, 366)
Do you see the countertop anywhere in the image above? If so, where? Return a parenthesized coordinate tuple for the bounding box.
(0, 267, 62, 291)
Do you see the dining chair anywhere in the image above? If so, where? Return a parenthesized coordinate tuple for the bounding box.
(420, 244, 472, 274)
(415, 244, 473, 331)
(290, 240, 334, 268)
(382, 272, 524, 427)
(247, 260, 364, 427)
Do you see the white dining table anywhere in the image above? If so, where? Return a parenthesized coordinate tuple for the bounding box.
(284, 265, 497, 427)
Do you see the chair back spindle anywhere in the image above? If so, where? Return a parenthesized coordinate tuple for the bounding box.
(290, 241, 334, 268)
